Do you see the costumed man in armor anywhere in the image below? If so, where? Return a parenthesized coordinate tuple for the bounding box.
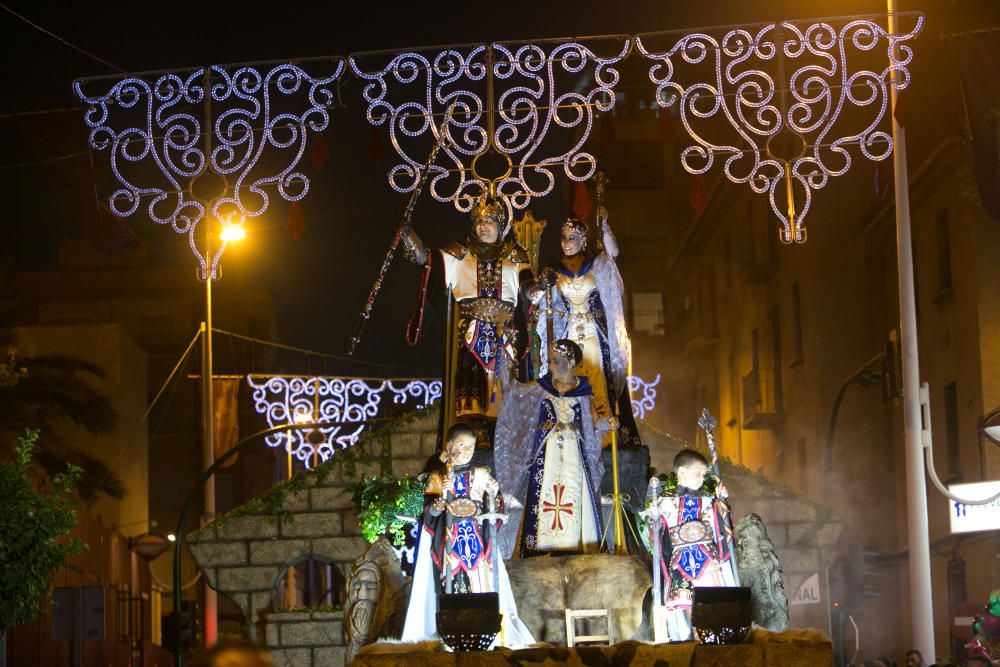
(403, 197, 534, 429)
(535, 207, 641, 448)
(402, 424, 534, 647)
(494, 339, 612, 557)
(645, 449, 739, 641)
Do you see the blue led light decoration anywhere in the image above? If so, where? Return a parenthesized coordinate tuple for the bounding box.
(247, 375, 443, 468)
(74, 59, 344, 278)
(248, 373, 659, 467)
(636, 13, 923, 243)
(349, 38, 630, 217)
(628, 373, 661, 421)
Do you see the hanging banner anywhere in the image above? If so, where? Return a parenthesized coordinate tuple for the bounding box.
(213, 378, 241, 469)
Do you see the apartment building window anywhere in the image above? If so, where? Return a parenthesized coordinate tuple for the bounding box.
(936, 208, 953, 294)
(791, 280, 804, 365)
(631, 292, 665, 335)
(944, 381, 960, 479)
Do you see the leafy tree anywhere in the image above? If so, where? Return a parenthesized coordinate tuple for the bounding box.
(0, 429, 85, 667)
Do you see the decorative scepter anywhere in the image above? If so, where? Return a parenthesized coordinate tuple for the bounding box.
(697, 407, 741, 586)
(347, 106, 455, 355)
(594, 171, 609, 253)
(697, 408, 721, 482)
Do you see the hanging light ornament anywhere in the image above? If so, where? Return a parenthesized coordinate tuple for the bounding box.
(348, 37, 631, 218)
(73, 58, 344, 277)
(637, 13, 923, 243)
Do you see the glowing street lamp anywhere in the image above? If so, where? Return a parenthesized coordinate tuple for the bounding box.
(200, 213, 246, 647)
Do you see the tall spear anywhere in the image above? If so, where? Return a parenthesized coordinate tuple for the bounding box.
(347, 106, 455, 355)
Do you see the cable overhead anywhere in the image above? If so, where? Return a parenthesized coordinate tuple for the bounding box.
(0, 3, 126, 73)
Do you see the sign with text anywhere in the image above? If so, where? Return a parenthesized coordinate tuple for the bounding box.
(949, 481, 1000, 534)
(790, 572, 821, 606)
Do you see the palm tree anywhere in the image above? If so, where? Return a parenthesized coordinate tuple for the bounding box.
(0, 284, 123, 501)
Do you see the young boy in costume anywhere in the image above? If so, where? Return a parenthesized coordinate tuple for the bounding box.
(402, 423, 534, 646)
(646, 448, 739, 641)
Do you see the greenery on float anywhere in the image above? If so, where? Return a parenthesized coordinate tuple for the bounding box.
(190, 406, 436, 542)
(0, 430, 86, 634)
(349, 475, 425, 546)
(270, 603, 344, 614)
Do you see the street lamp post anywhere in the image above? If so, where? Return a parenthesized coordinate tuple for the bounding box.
(199, 215, 245, 647)
(888, 0, 935, 659)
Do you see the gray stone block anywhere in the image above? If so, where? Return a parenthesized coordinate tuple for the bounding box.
(341, 511, 363, 536)
(217, 566, 278, 592)
(421, 432, 440, 457)
(311, 536, 369, 562)
(764, 522, 787, 548)
(754, 501, 817, 524)
(315, 646, 346, 666)
(281, 512, 343, 538)
(270, 648, 311, 667)
(281, 619, 343, 647)
(391, 457, 424, 478)
(190, 541, 249, 567)
(282, 489, 312, 512)
(776, 548, 820, 574)
(265, 621, 280, 647)
(391, 432, 422, 458)
(788, 523, 818, 548)
(310, 487, 354, 511)
(215, 515, 279, 541)
(816, 522, 843, 547)
(250, 539, 310, 565)
(250, 591, 273, 619)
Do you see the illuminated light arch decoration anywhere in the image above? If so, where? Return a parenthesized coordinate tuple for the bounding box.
(348, 38, 630, 217)
(73, 58, 344, 278)
(636, 13, 923, 243)
(628, 373, 661, 421)
(248, 373, 660, 467)
(247, 375, 443, 468)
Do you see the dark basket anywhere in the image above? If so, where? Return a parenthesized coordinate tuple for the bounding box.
(437, 593, 501, 652)
(436, 608, 501, 651)
(691, 586, 753, 645)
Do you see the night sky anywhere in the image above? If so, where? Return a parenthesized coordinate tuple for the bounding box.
(1, 0, 995, 377)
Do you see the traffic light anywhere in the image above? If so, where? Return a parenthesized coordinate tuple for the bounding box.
(162, 600, 199, 653)
(828, 544, 881, 613)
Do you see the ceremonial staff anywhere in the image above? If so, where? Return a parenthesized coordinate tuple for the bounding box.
(347, 106, 455, 355)
(697, 407, 741, 586)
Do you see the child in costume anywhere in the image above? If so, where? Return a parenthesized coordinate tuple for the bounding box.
(494, 339, 611, 557)
(402, 423, 534, 646)
(646, 448, 739, 641)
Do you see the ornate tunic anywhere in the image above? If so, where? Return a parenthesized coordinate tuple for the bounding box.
(537, 253, 642, 446)
(401, 464, 536, 647)
(409, 239, 531, 421)
(494, 375, 605, 558)
(649, 490, 739, 641)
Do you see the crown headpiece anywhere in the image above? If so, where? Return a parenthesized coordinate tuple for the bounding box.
(472, 196, 505, 224)
(561, 217, 588, 236)
(550, 338, 583, 366)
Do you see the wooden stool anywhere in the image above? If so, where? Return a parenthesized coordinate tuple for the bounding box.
(564, 608, 612, 647)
